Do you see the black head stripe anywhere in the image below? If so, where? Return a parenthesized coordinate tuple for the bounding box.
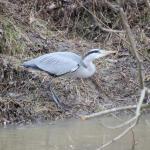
(83, 50, 100, 58)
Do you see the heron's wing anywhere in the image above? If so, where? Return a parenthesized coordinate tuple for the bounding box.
(35, 54, 80, 76)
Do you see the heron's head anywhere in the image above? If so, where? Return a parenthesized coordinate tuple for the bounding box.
(83, 49, 115, 61)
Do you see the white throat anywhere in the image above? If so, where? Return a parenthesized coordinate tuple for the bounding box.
(73, 56, 96, 78)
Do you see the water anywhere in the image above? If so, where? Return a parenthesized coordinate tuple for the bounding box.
(0, 115, 150, 150)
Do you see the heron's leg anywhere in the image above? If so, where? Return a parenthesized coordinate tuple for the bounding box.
(48, 80, 70, 110)
(48, 81, 62, 109)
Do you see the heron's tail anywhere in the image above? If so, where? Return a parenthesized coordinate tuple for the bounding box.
(22, 60, 36, 68)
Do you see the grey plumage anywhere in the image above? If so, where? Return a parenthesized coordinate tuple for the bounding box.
(23, 52, 82, 77)
(23, 49, 115, 78)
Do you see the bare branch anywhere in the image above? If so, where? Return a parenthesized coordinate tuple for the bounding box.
(135, 87, 147, 116)
(118, 3, 144, 89)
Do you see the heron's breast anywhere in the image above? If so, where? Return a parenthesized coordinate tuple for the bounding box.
(72, 64, 96, 78)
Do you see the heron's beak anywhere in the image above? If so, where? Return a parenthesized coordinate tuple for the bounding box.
(99, 50, 116, 57)
(102, 50, 116, 55)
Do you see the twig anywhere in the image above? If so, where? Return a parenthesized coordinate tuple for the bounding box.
(97, 121, 137, 150)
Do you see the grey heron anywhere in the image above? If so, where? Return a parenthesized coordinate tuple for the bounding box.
(22, 49, 115, 109)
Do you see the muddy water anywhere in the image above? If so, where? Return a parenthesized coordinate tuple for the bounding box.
(0, 115, 150, 150)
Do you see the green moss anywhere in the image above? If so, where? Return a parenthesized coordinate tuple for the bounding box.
(0, 17, 26, 55)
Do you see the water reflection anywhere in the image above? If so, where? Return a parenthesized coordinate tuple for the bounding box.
(0, 115, 150, 150)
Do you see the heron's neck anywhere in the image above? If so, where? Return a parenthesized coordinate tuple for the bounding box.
(83, 54, 97, 66)
(83, 56, 96, 73)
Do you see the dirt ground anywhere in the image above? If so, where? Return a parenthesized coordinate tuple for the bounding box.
(0, 0, 150, 126)
(0, 37, 150, 125)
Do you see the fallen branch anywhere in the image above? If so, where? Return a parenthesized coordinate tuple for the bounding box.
(80, 103, 149, 120)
